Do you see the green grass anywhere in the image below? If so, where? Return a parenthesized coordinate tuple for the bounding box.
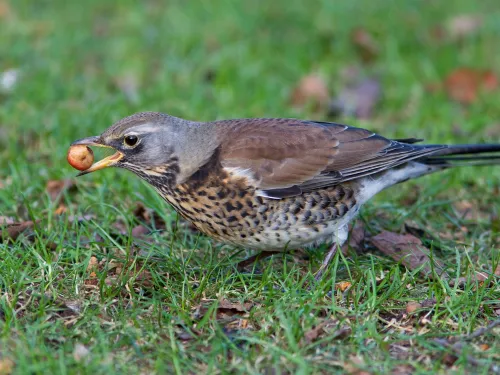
(1, 0, 500, 373)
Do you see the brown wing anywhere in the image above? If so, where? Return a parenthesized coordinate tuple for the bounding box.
(216, 118, 443, 198)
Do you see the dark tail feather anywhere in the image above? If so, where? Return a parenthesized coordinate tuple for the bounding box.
(420, 144, 500, 167)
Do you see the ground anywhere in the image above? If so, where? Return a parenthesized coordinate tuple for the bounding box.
(0, 0, 499, 374)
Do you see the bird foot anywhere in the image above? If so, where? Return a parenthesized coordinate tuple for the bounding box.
(236, 250, 280, 272)
(314, 243, 339, 281)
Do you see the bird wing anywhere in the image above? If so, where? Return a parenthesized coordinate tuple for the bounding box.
(217, 118, 443, 198)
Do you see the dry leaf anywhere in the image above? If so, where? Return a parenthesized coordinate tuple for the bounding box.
(335, 281, 352, 292)
(342, 222, 366, 255)
(343, 355, 373, 375)
(446, 14, 482, 39)
(1, 220, 35, 241)
(0, 358, 14, 375)
(0, 1, 12, 19)
(391, 364, 415, 375)
(290, 74, 329, 111)
(350, 28, 378, 63)
(328, 77, 381, 119)
(86, 256, 98, 272)
(46, 179, 75, 203)
(405, 301, 422, 314)
(131, 225, 149, 237)
(370, 231, 448, 278)
(302, 321, 351, 344)
(444, 68, 498, 104)
(218, 299, 253, 313)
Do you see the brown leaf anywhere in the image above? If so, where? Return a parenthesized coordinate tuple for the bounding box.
(290, 74, 329, 111)
(1, 220, 35, 241)
(46, 179, 75, 203)
(131, 225, 150, 237)
(370, 231, 448, 278)
(328, 77, 381, 119)
(302, 320, 351, 344)
(342, 222, 366, 255)
(133, 203, 166, 229)
(391, 364, 415, 375)
(350, 28, 378, 63)
(446, 14, 482, 39)
(0, 357, 14, 375)
(218, 299, 253, 314)
(0, 1, 12, 19)
(405, 301, 422, 314)
(343, 355, 373, 375)
(335, 281, 352, 292)
(444, 68, 498, 104)
(453, 200, 489, 221)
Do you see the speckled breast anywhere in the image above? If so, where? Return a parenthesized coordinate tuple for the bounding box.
(149, 170, 358, 250)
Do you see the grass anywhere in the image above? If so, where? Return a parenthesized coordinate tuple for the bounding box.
(1, 0, 500, 373)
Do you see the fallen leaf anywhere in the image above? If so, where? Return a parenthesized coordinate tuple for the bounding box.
(302, 320, 351, 344)
(218, 299, 253, 314)
(0, 358, 14, 375)
(446, 14, 482, 39)
(342, 222, 366, 255)
(405, 301, 422, 314)
(131, 225, 150, 237)
(290, 74, 329, 111)
(478, 343, 490, 351)
(1, 221, 35, 241)
(350, 27, 378, 63)
(444, 68, 498, 104)
(343, 355, 372, 375)
(328, 77, 381, 119)
(370, 231, 448, 278)
(0, 1, 12, 19)
(133, 203, 166, 229)
(495, 265, 500, 277)
(335, 281, 352, 292)
(46, 179, 75, 203)
(391, 364, 415, 375)
(86, 256, 98, 272)
(73, 343, 90, 362)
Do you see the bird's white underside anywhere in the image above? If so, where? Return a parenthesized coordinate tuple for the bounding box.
(243, 162, 438, 250)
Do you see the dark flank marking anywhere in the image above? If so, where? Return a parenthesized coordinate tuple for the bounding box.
(225, 202, 235, 212)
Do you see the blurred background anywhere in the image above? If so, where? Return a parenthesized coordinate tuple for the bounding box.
(1, 0, 500, 189)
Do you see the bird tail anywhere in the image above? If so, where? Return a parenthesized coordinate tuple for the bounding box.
(419, 144, 500, 167)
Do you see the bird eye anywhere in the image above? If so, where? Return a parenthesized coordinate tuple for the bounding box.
(124, 135, 138, 147)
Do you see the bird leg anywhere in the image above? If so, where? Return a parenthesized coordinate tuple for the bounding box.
(314, 243, 339, 281)
(236, 250, 280, 271)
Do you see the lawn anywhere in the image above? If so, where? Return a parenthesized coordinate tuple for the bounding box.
(1, 0, 499, 374)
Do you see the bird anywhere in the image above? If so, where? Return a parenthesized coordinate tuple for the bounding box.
(71, 112, 500, 279)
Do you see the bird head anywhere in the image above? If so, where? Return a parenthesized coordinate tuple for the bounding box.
(71, 112, 219, 186)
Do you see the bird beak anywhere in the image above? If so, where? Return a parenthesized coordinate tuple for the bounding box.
(71, 136, 124, 176)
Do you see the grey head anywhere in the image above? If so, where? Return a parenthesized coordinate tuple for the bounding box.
(71, 112, 220, 186)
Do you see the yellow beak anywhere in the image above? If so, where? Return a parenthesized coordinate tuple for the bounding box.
(71, 136, 124, 176)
